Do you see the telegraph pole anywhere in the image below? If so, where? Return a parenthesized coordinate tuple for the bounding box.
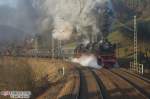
(134, 16, 138, 68)
(59, 40, 62, 58)
(34, 36, 38, 58)
(52, 37, 55, 58)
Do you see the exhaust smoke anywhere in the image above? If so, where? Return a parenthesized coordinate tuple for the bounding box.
(32, 0, 114, 41)
(72, 54, 102, 69)
(52, 17, 73, 40)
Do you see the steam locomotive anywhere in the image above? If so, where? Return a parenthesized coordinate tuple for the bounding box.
(74, 39, 118, 68)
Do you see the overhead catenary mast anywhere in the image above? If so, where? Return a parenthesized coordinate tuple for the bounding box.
(133, 15, 138, 68)
(58, 40, 62, 57)
(34, 35, 39, 57)
(51, 37, 55, 58)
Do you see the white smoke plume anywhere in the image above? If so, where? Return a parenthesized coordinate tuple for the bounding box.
(72, 54, 102, 69)
(32, 0, 114, 40)
(83, 39, 90, 46)
(52, 17, 73, 40)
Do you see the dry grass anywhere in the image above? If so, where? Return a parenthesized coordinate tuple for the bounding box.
(0, 56, 75, 99)
(0, 57, 32, 90)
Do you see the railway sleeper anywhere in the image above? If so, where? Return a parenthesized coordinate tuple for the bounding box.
(97, 68, 148, 99)
(111, 69, 150, 98)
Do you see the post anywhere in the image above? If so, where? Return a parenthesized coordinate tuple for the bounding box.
(141, 64, 144, 75)
(134, 15, 138, 70)
(35, 36, 38, 58)
(130, 62, 132, 70)
(63, 67, 65, 76)
(116, 41, 119, 58)
(52, 38, 55, 58)
(59, 40, 62, 58)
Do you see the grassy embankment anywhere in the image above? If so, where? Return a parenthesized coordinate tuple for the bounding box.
(0, 57, 75, 99)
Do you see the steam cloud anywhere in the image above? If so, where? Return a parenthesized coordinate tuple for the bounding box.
(32, 0, 114, 40)
(72, 54, 102, 69)
(52, 17, 73, 40)
(0, 0, 114, 44)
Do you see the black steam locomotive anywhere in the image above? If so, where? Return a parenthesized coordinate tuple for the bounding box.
(74, 39, 118, 68)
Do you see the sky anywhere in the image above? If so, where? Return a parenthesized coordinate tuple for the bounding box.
(0, 0, 39, 44)
(0, 0, 38, 32)
(0, 0, 18, 8)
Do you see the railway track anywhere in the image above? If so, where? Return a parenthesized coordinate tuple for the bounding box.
(57, 66, 80, 99)
(58, 66, 104, 99)
(95, 68, 148, 99)
(111, 68, 150, 98)
(77, 67, 103, 99)
(58, 66, 150, 99)
(116, 68, 150, 83)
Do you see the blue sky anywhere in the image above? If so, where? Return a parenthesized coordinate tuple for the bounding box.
(0, 0, 18, 8)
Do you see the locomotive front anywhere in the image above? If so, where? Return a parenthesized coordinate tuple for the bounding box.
(74, 39, 118, 68)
